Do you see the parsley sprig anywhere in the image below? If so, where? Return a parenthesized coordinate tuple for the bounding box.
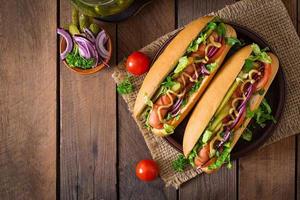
(66, 46, 95, 69)
(117, 76, 134, 94)
(172, 154, 189, 172)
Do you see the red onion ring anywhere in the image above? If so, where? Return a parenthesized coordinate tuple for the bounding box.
(200, 64, 210, 76)
(73, 35, 99, 68)
(207, 36, 223, 58)
(169, 98, 183, 116)
(57, 28, 73, 60)
(96, 30, 109, 59)
(238, 84, 254, 111)
(83, 28, 96, 43)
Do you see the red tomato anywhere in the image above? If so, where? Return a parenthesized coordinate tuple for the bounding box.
(136, 159, 159, 182)
(234, 110, 246, 130)
(209, 38, 226, 63)
(126, 51, 150, 76)
(256, 63, 272, 91)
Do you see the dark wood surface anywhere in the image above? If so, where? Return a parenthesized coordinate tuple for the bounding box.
(0, 0, 299, 199)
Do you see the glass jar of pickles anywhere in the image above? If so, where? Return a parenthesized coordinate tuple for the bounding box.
(71, 0, 135, 17)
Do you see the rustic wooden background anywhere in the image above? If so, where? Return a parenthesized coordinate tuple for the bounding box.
(0, 0, 299, 199)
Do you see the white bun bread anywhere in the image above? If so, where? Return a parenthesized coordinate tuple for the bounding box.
(183, 45, 253, 157)
(133, 16, 237, 136)
(202, 53, 279, 173)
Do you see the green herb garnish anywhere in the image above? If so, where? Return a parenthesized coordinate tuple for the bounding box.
(66, 46, 95, 69)
(242, 128, 253, 141)
(243, 59, 254, 73)
(206, 62, 217, 72)
(181, 98, 188, 107)
(246, 98, 276, 128)
(216, 22, 226, 36)
(257, 89, 265, 96)
(163, 124, 174, 135)
(173, 154, 189, 172)
(117, 76, 134, 94)
(225, 37, 242, 46)
(189, 81, 201, 95)
(161, 76, 176, 89)
(248, 44, 272, 63)
(208, 146, 231, 170)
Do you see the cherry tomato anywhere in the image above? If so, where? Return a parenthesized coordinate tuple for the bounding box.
(126, 51, 150, 76)
(136, 159, 159, 182)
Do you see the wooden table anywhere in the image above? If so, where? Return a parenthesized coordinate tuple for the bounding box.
(1, 0, 299, 199)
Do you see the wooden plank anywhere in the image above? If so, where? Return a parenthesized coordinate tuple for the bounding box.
(239, 0, 297, 199)
(0, 0, 56, 199)
(117, 1, 177, 199)
(177, 1, 237, 199)
(59, 0, 117, 199)
(239, 137, 295, 199)
(296, 1, 300, 199)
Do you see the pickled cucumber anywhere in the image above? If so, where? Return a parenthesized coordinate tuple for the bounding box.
(71, 7, 79, 27)
(69, 24, 80, 35)
(89, 24, 100, 35)
(79, 14, 90, 32)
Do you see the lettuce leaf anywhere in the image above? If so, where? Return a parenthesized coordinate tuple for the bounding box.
(174, 56, 189, 74)
(208, 146, 231, 170)
(248, 43, 272, 63)
(242, 128, 253, 141)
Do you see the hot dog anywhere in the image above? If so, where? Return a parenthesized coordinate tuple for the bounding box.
(134, 16, 237, 136)
(182, 44, 279, 173)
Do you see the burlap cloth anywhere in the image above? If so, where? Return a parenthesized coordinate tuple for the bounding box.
(112, 0, 300, 188)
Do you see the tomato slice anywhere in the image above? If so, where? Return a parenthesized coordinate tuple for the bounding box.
(209, 38, 226, 63)
(234, 110, 246, 130)
(255, 63, 272, 91)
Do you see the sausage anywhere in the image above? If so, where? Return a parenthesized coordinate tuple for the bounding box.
(148, 32, 223, 129)
(148, 64, 196, 129)
(194, 144, 210, 167)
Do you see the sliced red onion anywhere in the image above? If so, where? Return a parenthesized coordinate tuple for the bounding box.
(73, 35, 95, 59)
(200, 64, 210, 76)
(207, 36, 223, 58)
(73, 35, 98, 68)
(96, 30, 109, 59)
(238, 84, 254, 111)
(229, 103, 247, 130)
(84, 28, 96, 43)
(217, 130, 231, 149)
(57, 28, 73, 60)
(171, 109, 181, 117)
(207, 47, 218, 58)
(169, 98, 183, 116)
(217, 100, 247, 149)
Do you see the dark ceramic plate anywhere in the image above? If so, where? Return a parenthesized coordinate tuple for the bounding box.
(152, 22, 285, 159)
(95, 0, 152, 22)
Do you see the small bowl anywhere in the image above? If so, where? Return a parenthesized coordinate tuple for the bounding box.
(60, 30, 112, 75)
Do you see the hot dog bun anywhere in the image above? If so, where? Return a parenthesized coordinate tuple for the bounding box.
(183, 45, 253, 157)
(133, 16, 237, 136)
(202, 53, 279, 173)
(134, 16, 214, 118)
